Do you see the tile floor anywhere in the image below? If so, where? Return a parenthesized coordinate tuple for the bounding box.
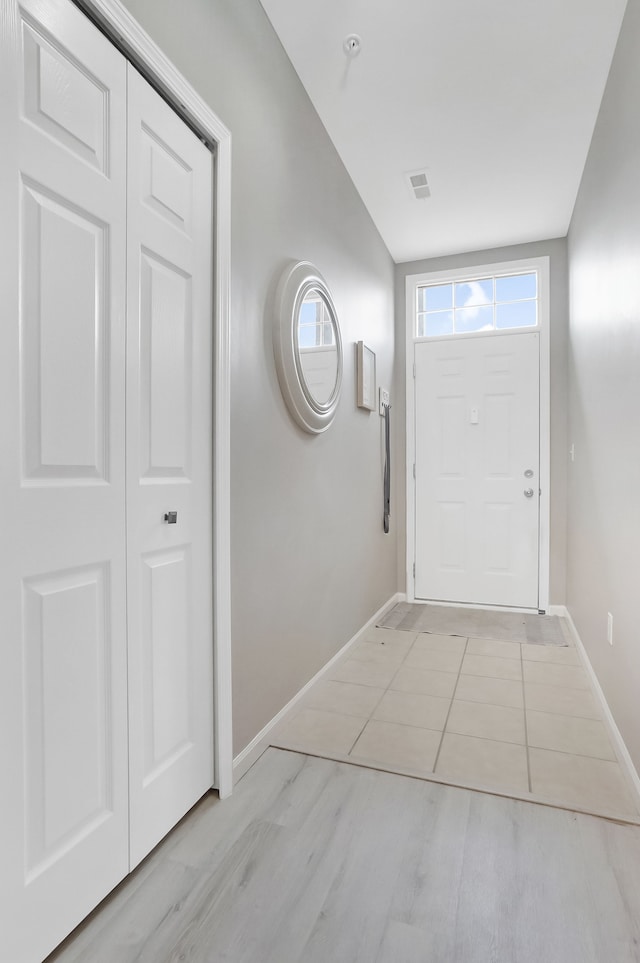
(272, 625, 640, 823)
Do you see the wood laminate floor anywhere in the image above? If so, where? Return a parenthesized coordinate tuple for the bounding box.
(47, 747, 640, 963)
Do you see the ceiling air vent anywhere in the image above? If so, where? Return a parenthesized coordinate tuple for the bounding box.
(406, 169, 431, 200)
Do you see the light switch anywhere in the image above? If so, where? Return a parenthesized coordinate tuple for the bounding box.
(470, 407, 479, 425)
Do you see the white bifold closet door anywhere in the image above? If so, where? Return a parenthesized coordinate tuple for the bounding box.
(126, 65, 214, 870)
(0, 1, 213, 961)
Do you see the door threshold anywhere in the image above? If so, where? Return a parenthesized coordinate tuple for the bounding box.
(411, 598, 542, 615)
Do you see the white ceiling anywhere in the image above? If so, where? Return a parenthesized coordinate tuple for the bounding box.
(259, 0, 628, 263)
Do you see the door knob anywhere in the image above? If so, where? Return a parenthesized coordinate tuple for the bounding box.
(524, 469, 534, 478)
(524, 489, 534, 498)
(164, 511, 178, 524)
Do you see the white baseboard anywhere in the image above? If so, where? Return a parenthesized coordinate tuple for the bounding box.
(232, 592, 404, 784)
(559, 605, 640, 805)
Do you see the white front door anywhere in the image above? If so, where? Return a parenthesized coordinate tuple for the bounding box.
(0, 2, 130, 961)
(414, 332, 540, 609)
(126, 65, 214, 869)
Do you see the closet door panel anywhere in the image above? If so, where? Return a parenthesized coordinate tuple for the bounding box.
(126, 64, 214, 870)
(0, 2, 129, 962)
(139, 249, 192, 478)
(21, 182, 108, 479)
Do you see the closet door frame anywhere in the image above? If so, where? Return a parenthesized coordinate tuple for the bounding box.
(76, 0, 233, 797)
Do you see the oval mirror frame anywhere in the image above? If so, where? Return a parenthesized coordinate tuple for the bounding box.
(273, 260, 343, 434)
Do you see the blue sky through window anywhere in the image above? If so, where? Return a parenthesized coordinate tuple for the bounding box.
(417, 271, 538, 337)
(496, 272, 536, 302)
(455, 278, 493, 307)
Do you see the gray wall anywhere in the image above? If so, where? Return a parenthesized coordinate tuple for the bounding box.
(567, 0, 640, 771)
(120, 0, 397, 756)
(395, 239, 569, 607)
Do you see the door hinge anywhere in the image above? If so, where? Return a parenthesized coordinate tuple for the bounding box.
(413, 562, 416, 578)
(413, 363, 416, 379)
(413, 463, 416, 479)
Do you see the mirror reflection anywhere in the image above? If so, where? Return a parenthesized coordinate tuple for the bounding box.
(296, 288, 339, 405)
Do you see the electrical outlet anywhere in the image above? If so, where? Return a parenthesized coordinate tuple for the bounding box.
(607, 612, 613, 645)
(379, 387, 389, 416)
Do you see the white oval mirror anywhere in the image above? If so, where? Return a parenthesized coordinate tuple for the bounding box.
(273, 261, 343, 433)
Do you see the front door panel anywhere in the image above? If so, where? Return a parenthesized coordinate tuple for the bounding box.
(414, 333, 540, 608)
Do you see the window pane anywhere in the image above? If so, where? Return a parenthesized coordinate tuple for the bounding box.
(419, 283, 453, 312)
(496, 273, 536, 302)
(455, 278, 493, 308)
(496, 300, 537, 329)
(298, 324, 317, 348)
(299, 300, 318, 325)
(415, 265, 539, 339)
(424, 310, 454, 337)
(455, 304, 494, 333)
(322, 321, 334, 345)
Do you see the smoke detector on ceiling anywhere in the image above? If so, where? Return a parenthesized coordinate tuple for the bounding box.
(343, 34, 362, 57)
(405, 169, 431, 200)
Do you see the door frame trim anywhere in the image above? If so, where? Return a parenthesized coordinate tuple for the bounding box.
(405, 256, 551, 612)
(78, 0, 233, 796)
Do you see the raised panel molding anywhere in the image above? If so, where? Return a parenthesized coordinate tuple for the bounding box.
(140, 548, 193, 785)
(484, 393, 514, 478)
(438, 502, 465, 572)
(437, 395, 465, 477)
(436, 356, 464, 380)
(142, 124, 192, 232)
(139, 251, 192, 480)
(22, 563, 113, 881)
(483, 351, 511, 376)
(21, 17, 108, 172)
(483, 503, 512, 573)
(21, 180, 107, 482)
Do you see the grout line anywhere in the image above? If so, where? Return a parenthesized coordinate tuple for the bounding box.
(344, 716, 373, 757)
(431, 636, 469, 773)
(524, 705, 602, 722)
(521, 642, 533, 793)
(344, 631, 415, 756)
(354, 719, 457, 736)
(518, 743, 619, 764)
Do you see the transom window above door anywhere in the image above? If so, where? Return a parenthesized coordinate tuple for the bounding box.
(416, 270, 538, 338)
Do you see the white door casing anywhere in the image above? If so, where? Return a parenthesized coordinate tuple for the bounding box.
(414, 333, 540, 609)
(0, 2, 129, 960)
(126, 64, 214, 869)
